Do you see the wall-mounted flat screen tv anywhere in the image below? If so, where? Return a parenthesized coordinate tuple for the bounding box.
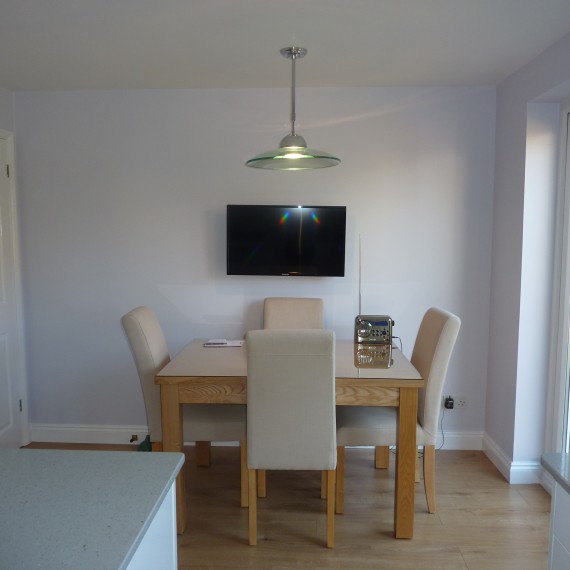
(227, 205, 346, 277)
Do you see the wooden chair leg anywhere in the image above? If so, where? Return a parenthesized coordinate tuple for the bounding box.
(151, 441, 163, 452)
(415, 449, 421, 483)
(240, 440, 248, 507)
(326, 469, 335, 548)
(423, 444, 437, 513)
(248, 468, 257, 545)
(375, 446, 389, 468)
(257, 469, 267, 498)
(195, 441, 211, 466)
(321, 471, 327, 499)
(335, 446, 345, 514)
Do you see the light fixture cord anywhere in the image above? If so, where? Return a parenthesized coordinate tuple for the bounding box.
(290, 51, 297, 136)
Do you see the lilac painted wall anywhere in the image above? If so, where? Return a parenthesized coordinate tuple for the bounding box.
(13, 86, 495, 438)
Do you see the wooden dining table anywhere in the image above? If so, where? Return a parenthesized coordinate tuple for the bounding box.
(155, 339, 423, 538)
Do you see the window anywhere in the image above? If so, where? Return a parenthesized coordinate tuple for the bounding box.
(549, 101, 570, 453)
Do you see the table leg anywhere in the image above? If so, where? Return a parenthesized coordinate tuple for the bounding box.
(394, 386, 418, 538)
(161, 384, 186, 534)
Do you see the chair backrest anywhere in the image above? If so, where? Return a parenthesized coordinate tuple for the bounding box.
(263, 297, 324, 329)
(121, 306, 170, 443)
(246, 329, 336, 471)
(411, 307, 461, 444)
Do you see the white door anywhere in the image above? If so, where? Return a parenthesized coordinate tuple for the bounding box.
(0, 130, 28, 447)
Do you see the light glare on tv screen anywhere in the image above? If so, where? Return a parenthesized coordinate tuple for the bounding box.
(226, 205, 346, 277)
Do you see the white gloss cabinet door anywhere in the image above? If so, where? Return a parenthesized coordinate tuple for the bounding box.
(551, 535, 570, 570)
(549, 483, 570, 570)
(126, 484, 177, 570)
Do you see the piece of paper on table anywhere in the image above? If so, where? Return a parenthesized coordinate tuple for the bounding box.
(203, 339, 244, 347)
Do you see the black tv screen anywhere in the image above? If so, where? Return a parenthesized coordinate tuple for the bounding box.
(227, 205, 346, 277)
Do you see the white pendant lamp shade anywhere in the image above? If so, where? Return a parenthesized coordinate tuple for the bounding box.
(246, 47, 340, 171)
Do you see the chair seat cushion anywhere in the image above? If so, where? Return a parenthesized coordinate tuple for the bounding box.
(336, 406, 428, 446)
(183, 404, 247, 442)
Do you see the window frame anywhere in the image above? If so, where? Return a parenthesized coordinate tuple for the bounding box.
(547, 100, 570, 454)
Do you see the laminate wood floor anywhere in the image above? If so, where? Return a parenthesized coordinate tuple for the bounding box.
(25, 444, 550, 569)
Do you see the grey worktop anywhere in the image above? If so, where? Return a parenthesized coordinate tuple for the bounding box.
(0, 448, 184, 570)
(542, 452, 570, 494)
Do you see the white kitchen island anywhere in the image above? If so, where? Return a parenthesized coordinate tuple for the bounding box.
(0, 448, 184, 570)
(542, 453, 570, 570)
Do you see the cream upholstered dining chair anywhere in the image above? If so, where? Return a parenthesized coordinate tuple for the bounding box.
(121, 306, 248, 502)
(246, 329, 337, 548)
(335, 307, 461, 514)
(263, 297, 324, 329)
(256, 296, 325, 497)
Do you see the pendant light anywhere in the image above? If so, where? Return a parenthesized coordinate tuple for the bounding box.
(246, 47, 340, 170)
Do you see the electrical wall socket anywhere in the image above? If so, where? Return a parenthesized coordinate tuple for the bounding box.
(456, 397, 467, 409)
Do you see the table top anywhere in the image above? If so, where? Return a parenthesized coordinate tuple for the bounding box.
(157, 339, 422, 384)
(0, 448, 184, 570)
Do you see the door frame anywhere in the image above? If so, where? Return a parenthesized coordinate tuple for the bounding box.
(547, 101, 570, 454)
(0, 128, 30, 446)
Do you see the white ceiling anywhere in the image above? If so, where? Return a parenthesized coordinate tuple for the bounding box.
(1, 0, 570, 91)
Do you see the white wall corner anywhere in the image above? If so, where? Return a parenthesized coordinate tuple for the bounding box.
(483, 432, 543, 484)
(483, 433, 512, 481)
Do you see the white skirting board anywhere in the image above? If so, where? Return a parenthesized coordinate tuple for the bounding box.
(29, 423, 240, 447)
(31, 424, 544, 487)
(31, 423, 484, 449)
(483, 433, 544, 485)
(30, 424, 151, 445)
